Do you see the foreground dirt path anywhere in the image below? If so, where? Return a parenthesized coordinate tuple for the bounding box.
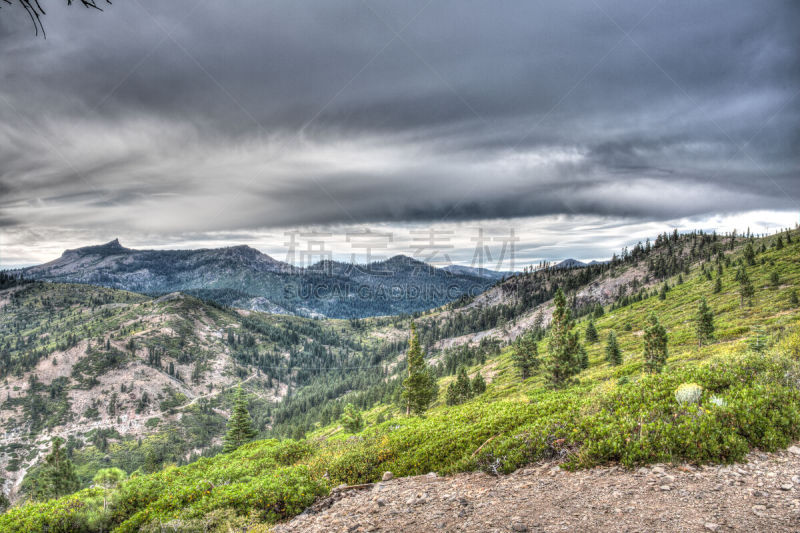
(274, 446, 800, 532)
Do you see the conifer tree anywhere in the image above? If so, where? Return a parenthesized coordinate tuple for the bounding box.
(33, 437, 80, 500)
(643, 313, 668, 374)
(743, 242, 756, 265)
(713, 275, 722, 294)
(340, 403, 364, 433)
(545, 288, 582, 387)
(791, 289, 799, 307)
(775, 235, 784, 250)
(737, 266, 754, 307)
(585, 320, 598, 343)
(512, 331, 539, 379)
(402, 324, 438, 415)
(658, 282, 668, 300)
(445, 366, 473, 406)
(605, 331, 622, 365)
(578, 344, 589, 370)
(695, 298, 714, 345)
(223, 386, 256, 452)
(593, 304, 605, 319)
(770, 271, 780, 287)
(471, 372, 486, 395)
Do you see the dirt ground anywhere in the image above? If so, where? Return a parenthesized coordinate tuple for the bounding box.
(274, 445, 800, 533)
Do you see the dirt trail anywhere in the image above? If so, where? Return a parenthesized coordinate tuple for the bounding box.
(274, 445, 800, 533)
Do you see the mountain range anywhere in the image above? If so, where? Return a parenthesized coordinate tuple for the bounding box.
(18, 240, 501, 318)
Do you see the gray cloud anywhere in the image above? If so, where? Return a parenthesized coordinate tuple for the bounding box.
(0, 0, 798, 265)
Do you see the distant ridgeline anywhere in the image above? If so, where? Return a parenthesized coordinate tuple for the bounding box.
(18, 240, 500, 318)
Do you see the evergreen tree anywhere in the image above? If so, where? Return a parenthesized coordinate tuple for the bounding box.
(340, 403, 364, 433)
(775, 235, 784, 250)
(33, 437, 80, 500)
(223, 386, 256, 452)
(585, 320, 598, 343)
(605, 331, 622, 365)
(643, 313, 668, 374)
(578, 344, 589, 370)
(592, 304, 605, 319)
(770, 271, 780, 287)
(445, 367, 473, 406)
(512, 331, 539, 379)
(658, 282, 668, 301)
(713, 275, 722, 294)
(790, 289, 799, 307)
(92, 467, 126, 510)
(695, 298, 714, 345)
(743, 242, 756, 265)
(737, 266, 754, 307)
(545, 288, 582, 387)
(471, 372, 486, 395)
(401, 324, 438, 415)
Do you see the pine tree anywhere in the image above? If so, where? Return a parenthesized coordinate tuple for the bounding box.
(713, 275, 722, 294)
(738, 266, 754, 307)
(33, 437, 80, 500)
(340, 403, 364, 433)
(445, 367, 473, 406)
(605, 331, 622, 365)
(775, 235, 784, 250)
(223, 386, 256, 452)
(578, 344, 589, 370)
(791, 289, 799, 307)
(643, 313, 668, 374)
(585, 321, 598, 343)
(770, 271, 780, 287)
(658, 282, 668, 301)
(471, 372, 486, 395)
(512, 331, 539, 379)
(743, 242, 756, 265)
(695, 298, 714, 345)
(93, 467, 126, 510)
(402, 324, 438, 415)
(545, 288, 582, 387)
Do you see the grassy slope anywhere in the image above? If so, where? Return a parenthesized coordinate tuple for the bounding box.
(1, 231, 799, 531)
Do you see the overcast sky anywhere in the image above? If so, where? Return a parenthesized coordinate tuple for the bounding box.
(1, 1, 798, 268)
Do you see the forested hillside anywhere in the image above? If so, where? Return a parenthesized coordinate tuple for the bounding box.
(1, 227, 798, 531)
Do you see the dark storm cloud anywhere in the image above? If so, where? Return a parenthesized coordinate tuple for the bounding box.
(0, 0, 798, 264)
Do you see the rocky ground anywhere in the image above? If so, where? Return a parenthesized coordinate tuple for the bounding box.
(273, 445, 800, 532)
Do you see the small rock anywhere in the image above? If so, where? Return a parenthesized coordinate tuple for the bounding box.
(511, 522, 528, 532)
(787, 445, 800, 456)
(752, 504, 767, 516)
(652, 466, 665, 474)
(426, 472, 437, 478)
(704, 523, 720, 532)
(780, 483, 793, 491)
(659, 485, 671, 491)
(382, 471, 393, 481)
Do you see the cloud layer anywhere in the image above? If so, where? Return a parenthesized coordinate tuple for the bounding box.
(0, 0, 798, 266)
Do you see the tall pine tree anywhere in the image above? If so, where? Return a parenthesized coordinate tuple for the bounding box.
(605, 331, 622, 365)
(223, 386, 256, 452)
(695, 298, 715, 345)
(643, 313, 668, 374)
(512, 331, 539, 379)
(545, 288, 582, 387)
(33, 437, 80, 500)
(737, 266, 754, 307)
(402, 324, 438, 415)
(585, 321, 598, 343)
